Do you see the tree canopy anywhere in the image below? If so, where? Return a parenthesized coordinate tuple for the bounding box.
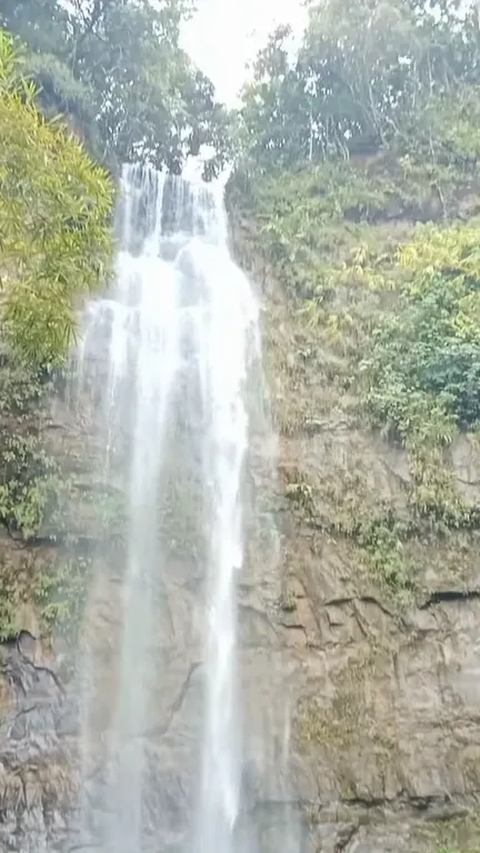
(238, 0, 480, 171)
(0, 0, 232, 176)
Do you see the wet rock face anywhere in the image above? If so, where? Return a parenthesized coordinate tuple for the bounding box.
(0, 629, 74, 852)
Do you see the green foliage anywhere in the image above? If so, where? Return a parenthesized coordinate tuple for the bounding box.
(401, 87, 480, 173)
(0, 29, 114, 367)
(322, 221, 480, 531)
(234, 161, 391, 302)
(363, 225, 480, 435)
(0, 353, 72, 541)
(285, 478, 315, 516)
(21, 50, 101, 154)
(360, 220, 480, 532)
(436, 848, 473, 853)
(285, 465, 413, 595)
(0, 434, 69, 539)
(0, 350, 46, 420)
(237, 149, 480, 537)
(33, 554, 91, 639)
(348, 515, 413, 597)
(237, 0, 480, 174)
(1, 1, 232, 176)
(297, 649, 397, 791)
(230, 152, 477, 314)
(0, 555, 28, 641)
(0, 550, 91, 644)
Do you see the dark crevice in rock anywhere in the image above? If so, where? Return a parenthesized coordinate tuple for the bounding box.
(336, 791, 475, 817)
(279, 622, 309, 644)
(340, 795, 388, 808)
(303, 418, 351, 435)
(352, 610, 369, 639)
(145, 662, 201, 739)
(42, 420, 71, 433)
(0, 630, 65, 700)
(324, 595, 399, 621)
(3, 533, 101, 552)
(419, 588, 480, 609)
(29, 663, 66, 699)
(334, 823, 358, 852)
(408, 794, 451, 810)
(239, 603, 276, 626)
(455, 475, 480, 486)
(422, 805, 470, 822)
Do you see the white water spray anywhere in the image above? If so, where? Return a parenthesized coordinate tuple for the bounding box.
(74, 163, 259, 852)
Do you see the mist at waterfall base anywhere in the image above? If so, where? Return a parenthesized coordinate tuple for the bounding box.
(72, 164, 301, 853)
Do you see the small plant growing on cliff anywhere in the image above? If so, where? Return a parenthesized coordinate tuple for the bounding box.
(285, 476, 315, 519)
(0, 433, 70, 539)
(34, 554, 91, 640)
(436, 847, 471, 853)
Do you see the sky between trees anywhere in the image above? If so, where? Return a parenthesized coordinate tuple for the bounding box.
(181, 0, 307, 104)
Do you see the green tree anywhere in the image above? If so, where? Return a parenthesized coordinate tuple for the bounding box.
(238, 0, 480, 170)
(239, 25, 310, 170)
(0, 28, 114, 367)
(1, 0, 232, 176)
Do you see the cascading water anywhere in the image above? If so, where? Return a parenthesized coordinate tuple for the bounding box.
(73, 163, 260, 852)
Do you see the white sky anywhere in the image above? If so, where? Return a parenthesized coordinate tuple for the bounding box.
(181, 0, 307, 105)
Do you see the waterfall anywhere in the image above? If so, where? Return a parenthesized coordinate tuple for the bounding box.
(73, 163, 260, 852)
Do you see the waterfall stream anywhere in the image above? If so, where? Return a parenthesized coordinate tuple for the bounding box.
(73, 164, 263, 852)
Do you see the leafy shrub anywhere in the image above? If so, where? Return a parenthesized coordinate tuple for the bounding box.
(0, 433, 69, 539)
(364, 225, 480, 434)
(0, 28, 113, 368)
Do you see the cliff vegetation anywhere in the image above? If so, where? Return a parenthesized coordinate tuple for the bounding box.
(230, 0, 480, 605)
(227, 2, 480, 847)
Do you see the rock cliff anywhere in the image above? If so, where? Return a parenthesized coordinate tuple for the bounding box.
(227, 157, 480, 853)
(2, 159, 480, 853)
